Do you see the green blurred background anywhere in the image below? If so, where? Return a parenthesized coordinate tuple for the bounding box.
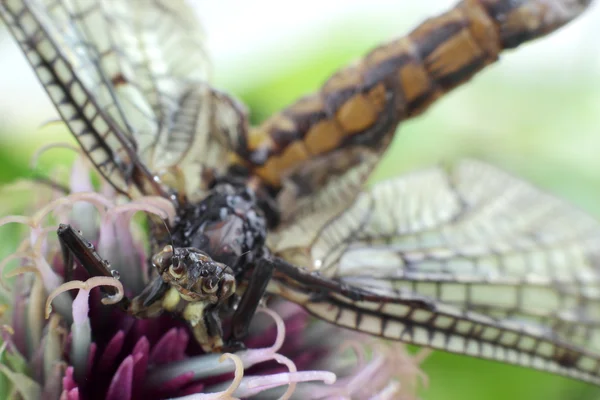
(1, 1, 600, 398)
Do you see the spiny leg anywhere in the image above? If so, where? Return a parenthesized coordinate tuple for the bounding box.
(57, 223, 130, 309)
(58, 223, 175, 319)
(270, 257, 368, 301)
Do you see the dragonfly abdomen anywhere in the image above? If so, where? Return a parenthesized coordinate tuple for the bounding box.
(233, 0, 591, 189)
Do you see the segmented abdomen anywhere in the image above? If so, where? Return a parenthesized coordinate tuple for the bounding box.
(233, 0, 591, 188)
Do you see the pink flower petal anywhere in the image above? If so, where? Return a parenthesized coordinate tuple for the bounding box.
(98, 331, 126, 373)
(150, 328, 179, 365)
(131, 337, 150, 399)
(61, 387, 79, 400)
(62, 367, 77, 392)
(106, 356, 134, 400)
(174, 329, 190, 362)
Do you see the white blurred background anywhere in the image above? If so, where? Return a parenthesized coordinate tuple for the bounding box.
(1, 0, 598, 132)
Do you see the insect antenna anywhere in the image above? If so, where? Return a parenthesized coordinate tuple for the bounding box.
(161, 217, 175, 251)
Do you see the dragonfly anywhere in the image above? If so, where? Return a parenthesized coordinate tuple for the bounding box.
(1, 0, 599, 387)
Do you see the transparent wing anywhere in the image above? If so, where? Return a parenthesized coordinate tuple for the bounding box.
(275, 147, 381, 226)
(269, 159, 600, 384)
(0, 0, 245, 199)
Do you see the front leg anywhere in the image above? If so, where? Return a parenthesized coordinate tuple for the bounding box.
(128, 276, 170, 318)
(58, 224, 130, 309)
(58, 224, 167, 317)
(226, 258, 274, 350)
(186, 302, 227, 353)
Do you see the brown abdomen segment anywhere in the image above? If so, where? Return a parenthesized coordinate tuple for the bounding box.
(233, 0, 592, 188)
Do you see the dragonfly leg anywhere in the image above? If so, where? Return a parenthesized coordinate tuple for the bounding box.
(226, 258, 274, 350)
(57, 224, 130, 310)
(128, 276, 170, 318)
(271, 256, 366, 301)
(199, 305, 228, 353)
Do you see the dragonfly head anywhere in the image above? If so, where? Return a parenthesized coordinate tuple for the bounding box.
(152, 245, 236, 304)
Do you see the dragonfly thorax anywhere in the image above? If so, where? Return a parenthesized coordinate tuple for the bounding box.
(171, 183, 268, 276)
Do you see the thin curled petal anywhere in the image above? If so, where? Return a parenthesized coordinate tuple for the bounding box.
(38, 192, 114, 224)
(390, 346, 431, 391)
(45, 277, 124, 318)
(15, 235, 32, 253)
(0, 179, 37, 194)
(4, 192, 111, 233)
(215, 353, 244, 400)
(32, 254, 62, 292)
(231, 368, 337, 399)
(238, 307, 286, 367)
(5, 265, 40, 279)
(271, 353, 297, 400)
(412, 349, 432, 388)
(0, 193, 113, 236)
(106, 202, 173, 226)
(338, 340, 366, 369)
(414, 348, 433, 364)
(132, 196, 177, 224)
(205, 309, 337, 399)
(0, 252, 33, 290)
(370, 381, 402, 400)
(344, 345, 386, 395)
(0, 215, 33, 227)
(30, 142, 80, 169)
(173, 353, 244, 400)
(26, 225, 61, 259)
(235, 353, 302, 399)
(148, 307, 288, 388)
(345, 360, 386, 398)
(38, 118, 65, 129)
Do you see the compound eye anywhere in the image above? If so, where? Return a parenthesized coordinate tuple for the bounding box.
(202, 277, 219, 294)
(169, 259, 185, 279)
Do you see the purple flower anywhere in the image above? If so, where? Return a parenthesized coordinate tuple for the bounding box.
(0, 147, 429, 399)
